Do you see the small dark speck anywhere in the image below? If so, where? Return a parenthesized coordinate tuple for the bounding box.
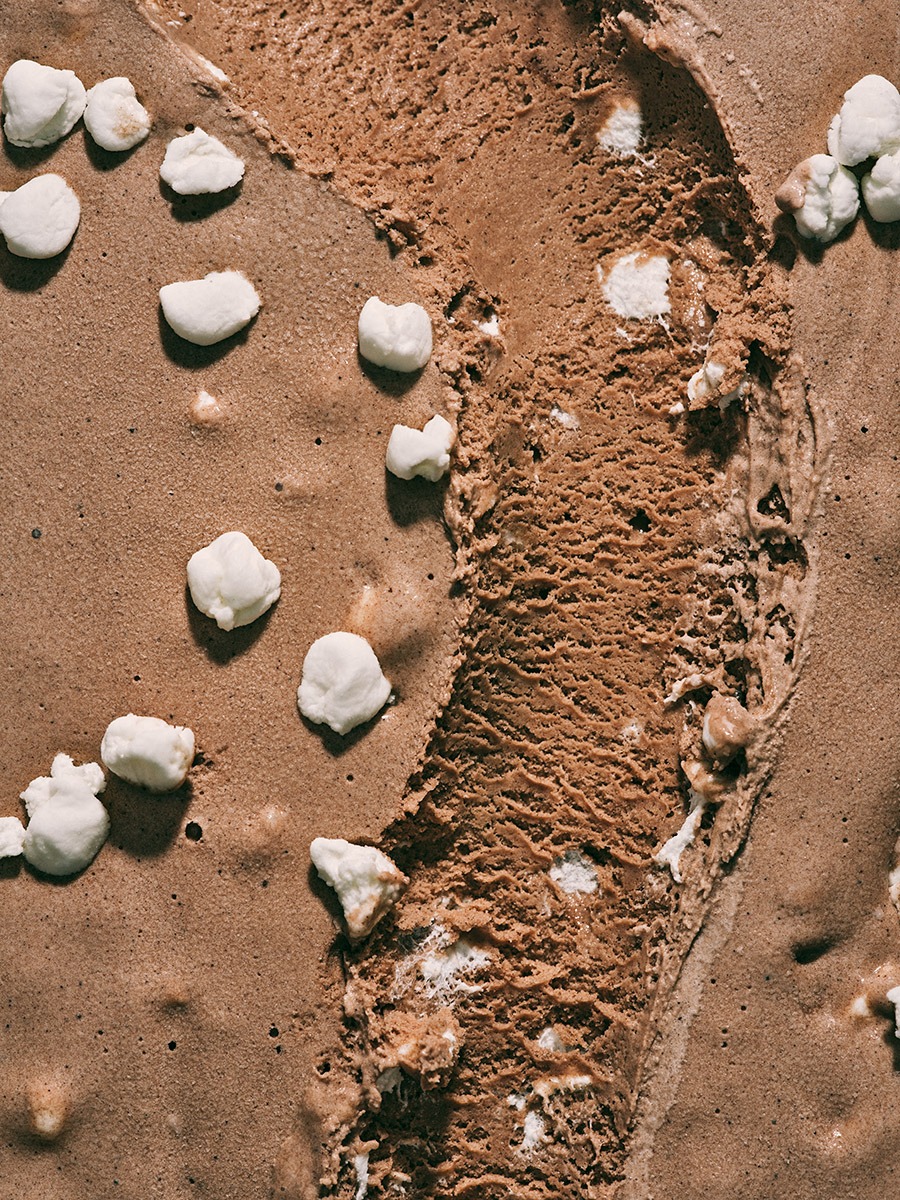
(261, 879, 269, 888)
(274, 481, 283, 492)
(861, 426, 869, 434)
(275, 1045, 283, 1054)
(346, 774, 354, 783)
(133, 674, 141, 682)
(314, 437, 322, 446)
(128, 427, 137, 434)
(185, 822, 203, 842)
(269, 1026, 279, 1038)
(31, 528, 41, 539)
(168, 1040, 177, 1051)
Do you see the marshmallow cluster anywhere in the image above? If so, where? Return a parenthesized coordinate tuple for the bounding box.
(777, 74, 900, 240)
(298, 632, 391, 735)
(160, 270, 261, 346)
(159, 128, 245, 195)
(101, 714, 195, 792)
(310, 837, 407, 939)
(358, 296, 433, 372)
(386, 414, 454, 481)
(187, 530, 281, 630)
(8, 755, 110, 876)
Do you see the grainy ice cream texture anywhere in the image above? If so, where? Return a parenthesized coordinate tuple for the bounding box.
(2, 0, 899, 1198)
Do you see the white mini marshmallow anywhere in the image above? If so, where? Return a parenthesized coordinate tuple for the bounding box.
(599, 252, 670, 319)
(886, 985, 900, 1038)
(386, 414, 454, 481)
(654, 801, 706, 884)
(159, 270, 260, 345)
(358, 296, 433, 372)
(687, 361, 726, 405)
(1, 59, 86, 148)
(84, 77, 151, 152)
(101, 714, 195, 792)
(862, 149, 900, 222)
(187, 530, 281, 630)
(827, 75, 900, 167)
(775, 154, 859, 242)
(20, 753, 109, 876)
(310, 836, 407, 939)
(0, 816, 26, 858)
(298, 631, 391, 735)
(0, 174, 80, 259)
(159, 127, 245, 195)
(597, 101, 643, 158)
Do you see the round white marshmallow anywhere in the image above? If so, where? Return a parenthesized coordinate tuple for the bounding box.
(827, 74, 900, 167)
(385, 414, 454, 481)
(101, 714, 195, 792)
(84, 77, 151, 152)
(19, 753, 109, 876)
(358, 296, 432, 372)
(862, 149, 900, 222)
(187, 530, 281, 631)
(160, 127, 245, 195)
(0, 816, 26, 859)
(298, 632, 391, 735)
(1, 59, 86, 148)
(310, 837, 407, 939)
(159, 270, 261, 346)
(0, 174, 80, 259)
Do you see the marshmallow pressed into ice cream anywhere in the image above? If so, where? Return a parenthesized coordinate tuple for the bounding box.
(298, 631, 391, 735)
(827, 74, 900, 167)
(0, 174, 80, 259)
(84, 77, 151, 151)
(775, 154, 859, 242)
(19, 754, 109, 876)
(385, 414, 454, 481)
(358, 297, 433, 372)
(160, 127, 245, 194)
(310, 836, 407, 939)
(597, 100, 643, 158)
(1, 59, 85, 148)
(101, 714, 195, 792)
(599, 251, 670, 319)
(187, 530, 281, 630)
(159, 270, 261, 345)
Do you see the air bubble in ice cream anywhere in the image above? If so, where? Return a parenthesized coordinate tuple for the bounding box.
(827, 75, 900, 167)
(187, 530, 281, 630)
(358, 296, 433, 372)
(385, 414, 454, 481)
(84, 77, 151, 151)
(1, 59, 85, 148)
(160, 270, 260, 346)
(775, 154, 859, 242)
(159, 127, 245, 194)
(298, 631, 391, 735)
(599, 251, 670, 319)
(19, 753, 109, 876)
(101, 714, 195, 792)
(310, 837, 407, 939)
(0, 174, 80, 259)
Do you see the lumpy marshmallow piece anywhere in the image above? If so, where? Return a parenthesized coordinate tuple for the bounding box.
(358, 296, 433, 372)
(774, 155, 859, 242)
(827, 75, 900, 167)
(310, 837, 407, 939)
(298, 631, 391, 735)
(0, 816, 26, 858)
(187, 530, 281, 631)
(702, 694, 755, 767)
(101, 714, 195, 792)
(599, 252, 670, 319)
(385, 414, 454, 481)
(159, 127, 245, 194)
(159, 270, 260, 346)
(597, 100, 643, 158)
(84, 77, 151, 152)
(1, 59, 86, 148)
(886, 985, 900, 1038)
(862, 149, 900, 223)
(0, 174, 80, 259)
(20, 753, 109, 876)
(654, 801, 706, 883)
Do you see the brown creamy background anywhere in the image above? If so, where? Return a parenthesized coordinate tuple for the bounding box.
(1, 0, 899, 1198)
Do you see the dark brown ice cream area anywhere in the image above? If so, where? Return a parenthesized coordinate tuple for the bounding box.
(4, 0, 899, 1197)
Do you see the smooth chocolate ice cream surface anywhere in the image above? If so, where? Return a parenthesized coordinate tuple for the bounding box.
(7, 0, 888, 1197)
